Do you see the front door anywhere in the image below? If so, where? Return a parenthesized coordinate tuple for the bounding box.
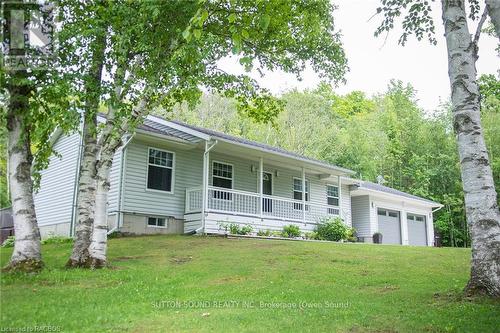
(262, 172, 273, 213)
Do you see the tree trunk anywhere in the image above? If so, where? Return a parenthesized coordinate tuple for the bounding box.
(442, 0, 500, 297)
(87, 99, 150, 268)
(87, 137, 118, 268)
(66, 32, 106, 268)
(3, 74, 43, 273)
(486, 0, 500, 39)
(66, 114, 97, 267)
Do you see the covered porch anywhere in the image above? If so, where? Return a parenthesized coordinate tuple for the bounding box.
(183, 137, 355, 234)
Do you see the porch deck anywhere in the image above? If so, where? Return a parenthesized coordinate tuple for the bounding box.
(185, 186, 340, 232)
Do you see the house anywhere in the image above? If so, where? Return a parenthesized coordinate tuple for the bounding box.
(33, 114, 442, 246)
(0, 207, 14, 244)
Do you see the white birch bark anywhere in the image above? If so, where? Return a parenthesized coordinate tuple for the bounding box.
(67, 33, 105, 267)
(88, 97, 150, 267)
(442, 0, 500, 296)
(5, 85, 43, 272)
(66, 115, 97, 267)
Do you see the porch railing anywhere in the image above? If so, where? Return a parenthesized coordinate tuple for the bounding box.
(185, 186, 339, 223)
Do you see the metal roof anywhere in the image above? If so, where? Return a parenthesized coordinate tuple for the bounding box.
(355, 180, 441, 206)
(143, 115, 356, 175)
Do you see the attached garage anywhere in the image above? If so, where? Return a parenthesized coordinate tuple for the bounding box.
(350, 180, 442, 246)
(407, 213, 427, 246)
(377, 208, 401, 244)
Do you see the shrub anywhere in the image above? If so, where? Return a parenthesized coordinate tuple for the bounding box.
(227, 223, 253, 235)
(1, 236, 15, 248)
(229, 223, 240, 235)
(41, 236, 73, 245)
(304, 232, 319, 240)
(315, 217, 349, 241)
(281, 224, 301, 238)
(346, 227, 357, 242)
(239, 225, 253, 235)
(257, 229, 271, 237)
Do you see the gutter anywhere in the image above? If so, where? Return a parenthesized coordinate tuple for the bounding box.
(197, 139, 218, 234)
(109, 133, 135, 235)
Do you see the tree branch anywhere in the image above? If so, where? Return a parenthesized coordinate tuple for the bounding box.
(473, 7, 488, 47)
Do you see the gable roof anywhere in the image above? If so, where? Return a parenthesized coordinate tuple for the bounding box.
(352, 180, 441, 207)
(144, 114, 356, 175)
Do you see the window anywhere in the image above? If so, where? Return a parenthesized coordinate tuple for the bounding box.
(408, 213, 425, 222)
(326, 185, 339, 206)
(293, 178, 309, 201)
(147, 217, 166, 228)
(212, 162, 233, 189)
(212, 161, 233, 200)
(378, 209, 387, 216)
(147, 148, 174, 192)
(293, 178, 309, 210)
(388, 212, 398, 218)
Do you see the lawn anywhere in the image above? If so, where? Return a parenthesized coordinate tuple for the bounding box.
(1, 236, 499, 333)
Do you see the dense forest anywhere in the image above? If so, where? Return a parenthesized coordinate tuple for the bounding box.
(171, 76, 500, 247)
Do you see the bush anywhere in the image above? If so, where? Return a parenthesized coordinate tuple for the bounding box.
(304, 232, 319, 240)
(227, 223, 253, 235)
(346, 227, 357, 242)
(41, 236, 73, 245)
(257, 229, 271, 237)
(239, 225, 253, 235)
(1, 236, 15, 248)
(281, 224, 301, 238)
(315, 217, 349, 241)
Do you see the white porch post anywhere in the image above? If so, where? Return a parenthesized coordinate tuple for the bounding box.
(201, 141, 210, 232)
(302, 167, 306, 223)
(259, 157, 263, 218)
(338, 175, 342, 220)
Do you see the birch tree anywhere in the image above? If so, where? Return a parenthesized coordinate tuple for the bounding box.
(375, 0, 500, 297)
(61, 0, 348, 268)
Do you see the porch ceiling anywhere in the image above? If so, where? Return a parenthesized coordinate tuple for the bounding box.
(211, 140, 351, 179)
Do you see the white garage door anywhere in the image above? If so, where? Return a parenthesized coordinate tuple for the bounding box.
(377, 208, 401, 244)
(407, 214, 427, 246)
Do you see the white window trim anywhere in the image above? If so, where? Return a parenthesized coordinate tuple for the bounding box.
(145, 147, 175, 194)
(292, 177, 310, 211)
(212, 160, 234, 189)
(293, 177, 310, 201)
(262, 171, 274, 196)
(326, 184, 339, 207)
(147, 217, 168, 228)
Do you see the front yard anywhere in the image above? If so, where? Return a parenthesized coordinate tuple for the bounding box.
(1, 235, 498, 332)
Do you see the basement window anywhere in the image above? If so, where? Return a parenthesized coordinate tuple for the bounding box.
(148, 217, 166, 228)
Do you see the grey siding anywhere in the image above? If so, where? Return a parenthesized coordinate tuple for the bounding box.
(351, 195, 371, 237)
(107, 150, 122, 214)
(34, 132, 80, 231)
(122, 139, 203, 219)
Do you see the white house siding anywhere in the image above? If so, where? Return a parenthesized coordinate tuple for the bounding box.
(121, 139, 203, 219)
(351, 195, 371, 240)
(34, 132, 80, 237)
(107, 149, 122, 214)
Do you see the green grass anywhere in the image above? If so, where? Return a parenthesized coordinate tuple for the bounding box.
(1, 236, 499, 332)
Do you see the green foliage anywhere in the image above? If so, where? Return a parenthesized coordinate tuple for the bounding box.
(1, 236, 15, 248)
(227, 223, 253, 235)
(40, 236, 73, 245)
(257, 229, 271, 237)
(281, 225, 301, 238)
(304, 232, 318, 240)
(316, 217, 349, 242)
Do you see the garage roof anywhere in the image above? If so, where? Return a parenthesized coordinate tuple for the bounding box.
(354, 180, 442, 207)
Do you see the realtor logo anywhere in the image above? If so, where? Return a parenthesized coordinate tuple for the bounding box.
(1, 0, 56, 70)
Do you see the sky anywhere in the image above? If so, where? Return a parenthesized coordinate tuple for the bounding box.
(218, 0, 499, 113)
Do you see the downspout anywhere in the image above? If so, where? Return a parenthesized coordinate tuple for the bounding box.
(108, 133, 135, 235)
(70, 113, 86, 237)
(195, 139, 217, 234)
